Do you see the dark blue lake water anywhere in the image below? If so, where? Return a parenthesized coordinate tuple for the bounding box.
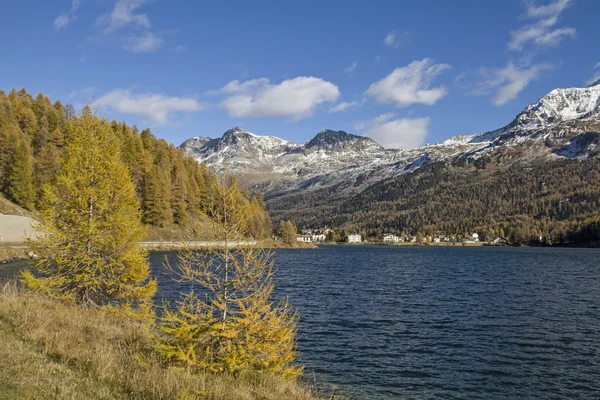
(152, 245, 600, 399)
(4, 245, 600, 399)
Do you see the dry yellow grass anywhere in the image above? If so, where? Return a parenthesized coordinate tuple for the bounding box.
(0, 245, 27, 262)
(0, 282, 327, 400)
(0, 193, 38, 218)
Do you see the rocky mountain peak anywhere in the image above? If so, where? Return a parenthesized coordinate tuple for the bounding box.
(513, 84, 600, 128)
(221, 127, 256, 143)
(180, 81, 600, 200)
(587, 79, 600, 88)
(304, 129, 382, 152)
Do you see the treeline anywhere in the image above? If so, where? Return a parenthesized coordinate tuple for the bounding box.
(17, 109, 301, 389)
(268, 156, 600, 246)
(0, 88, 271, 238)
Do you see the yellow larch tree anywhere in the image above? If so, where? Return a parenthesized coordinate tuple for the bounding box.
(22, 108, 156, 322)
(157, 168, 301, 378)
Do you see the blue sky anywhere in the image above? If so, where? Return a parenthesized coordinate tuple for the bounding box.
(1, 0, 598, 148)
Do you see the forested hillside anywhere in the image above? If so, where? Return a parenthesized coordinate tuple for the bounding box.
(268, 152, 600, 246)
(0, 89, 271, 239)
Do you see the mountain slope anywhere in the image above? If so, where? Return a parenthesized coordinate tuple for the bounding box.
(181, 82, 600, 242)
(180, 127, 396, 181)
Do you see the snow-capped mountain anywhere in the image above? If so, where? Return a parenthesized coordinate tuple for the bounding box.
(180, 81, 600, 199)
(180, 127, 394, 178)
(180, 127, 300, 176)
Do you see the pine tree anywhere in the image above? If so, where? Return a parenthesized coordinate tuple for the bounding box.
(22, 111, 156, 322)
(279, 220, 297, 245)
(143, 162, 173, 226)
(171, 161, 189, 225)
(48, 127, 65, 147)
(157, 171, 301, 378)
(0, 125, 22, 191)
(8, 137, 35, 210)
(33, 143, 61, 203)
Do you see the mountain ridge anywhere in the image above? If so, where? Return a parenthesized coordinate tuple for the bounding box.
(180, 82, 600, 227)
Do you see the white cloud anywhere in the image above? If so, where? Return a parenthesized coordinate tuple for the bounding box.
(525, 0, 571, 18)
(97, 0, 150, 34)
(384, 31, 396, 46)
(354, 112, 395, 131)
(54, 0, 81, 30)
(508, 0, 575, 51)
(344, 61, 358, 76)
(384, 30, 409, 47)
(93, 89, 202, 124)
(586, 63, 600, 86)
(214, 77, 340, 120)
(69, 87, 96, 99)
(475, 62, 551, 105)
(123, 32, 163, 53)
(356, 113, 429, 149)
(329, 100, 362, 113)
(170, 45, 187, 53)
(94, 0, 166, 54)
(365, 58, 450, 107)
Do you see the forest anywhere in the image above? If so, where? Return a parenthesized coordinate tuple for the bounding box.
(0, 88, 272, 239)
(267, 153, 600, 247)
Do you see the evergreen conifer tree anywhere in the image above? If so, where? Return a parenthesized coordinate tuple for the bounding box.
(8, 137, 35, 210)
(22, 111, 156, 322)
(157, 170, 301, 378)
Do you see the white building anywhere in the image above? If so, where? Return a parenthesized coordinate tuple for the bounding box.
(470, 233, 480, 242)
(493, 237, 508, 246)
(311, 234, 326, 242)
(296, 235, 312, 243)
(383, 234, 400, 243)
(347, 234, 361, 243)
(433, 237, 441, 243)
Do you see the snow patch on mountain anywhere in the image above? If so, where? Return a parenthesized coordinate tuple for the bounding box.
(180, 82, 600, 199)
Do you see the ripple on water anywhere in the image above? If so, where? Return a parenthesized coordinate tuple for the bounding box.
(145, 245, 600, 400)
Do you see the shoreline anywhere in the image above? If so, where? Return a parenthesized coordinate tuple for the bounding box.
(3, 240, 598, 263)
(140, 239, 317, 251)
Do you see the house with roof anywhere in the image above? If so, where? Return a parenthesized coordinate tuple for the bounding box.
(382, 234, 400, 243)
(296, 234, 312, 243)
(347, 234, 361, 243)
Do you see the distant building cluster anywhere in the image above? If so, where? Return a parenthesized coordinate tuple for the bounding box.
(289, 228, 509, 246)
(295, 229, 329, 243)
(347, 234, 362, 243)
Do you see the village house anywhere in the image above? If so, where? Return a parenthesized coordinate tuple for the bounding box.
(433, 237, 441, 243)
(493, 237, 508, 246)
(382, 234, 400, 243)
(311, 234, 326, 242)
(296, 234, 312, 243)
(347, 234, 362, 243)
(470, 233, 480, 242)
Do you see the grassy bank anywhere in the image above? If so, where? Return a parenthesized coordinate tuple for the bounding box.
(0, 246, 27, 263)
(260, 239, 318, 249)
(0, 283, 323, 400)
(141, 240, 318, 251)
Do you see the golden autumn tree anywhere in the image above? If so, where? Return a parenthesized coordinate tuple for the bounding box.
(22, 109, 156, 322)
(157, 168, 301, 378)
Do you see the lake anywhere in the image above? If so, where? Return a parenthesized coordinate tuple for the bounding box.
(4, 245, 600, 399)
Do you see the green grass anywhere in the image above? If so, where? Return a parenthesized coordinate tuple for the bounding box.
(0, 282, 331, 400)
